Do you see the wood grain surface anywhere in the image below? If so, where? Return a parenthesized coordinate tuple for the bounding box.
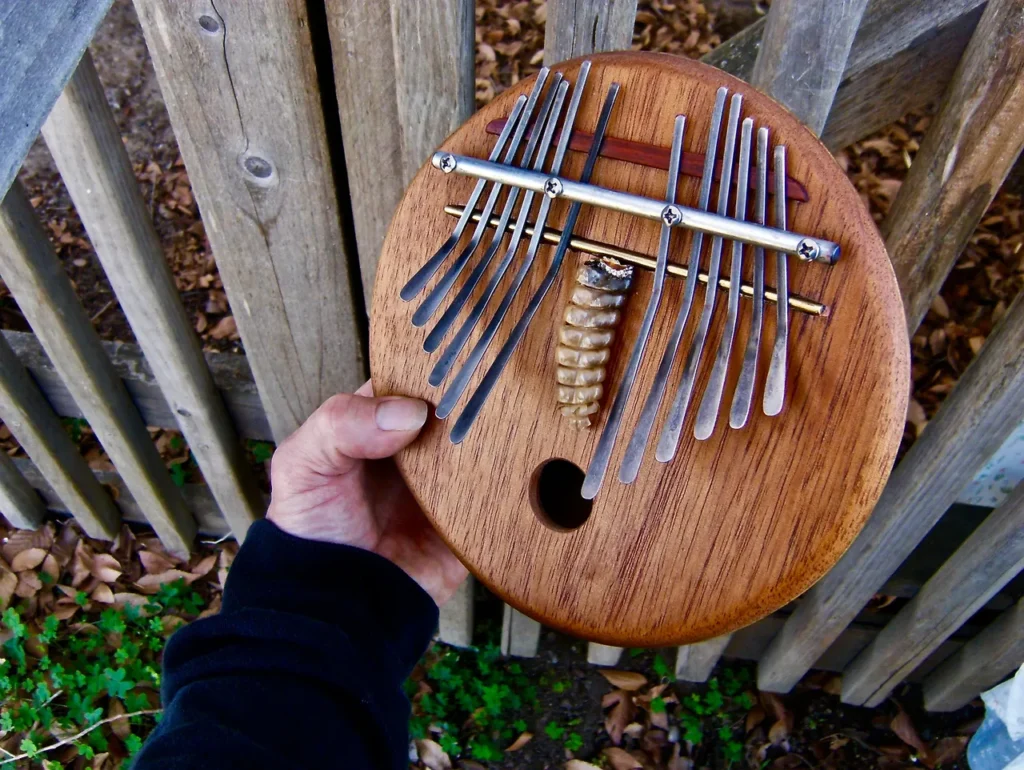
(369, 53, 908, 646)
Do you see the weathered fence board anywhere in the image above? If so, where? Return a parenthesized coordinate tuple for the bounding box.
(0, 453, 46, 530)
(0, 0, 113, 199)
(587, 644, 624, 667)
(923, 598, 1024, 712)
(676, 634, 734, 682)
(748, 0, 870, 135)
(0, 182, 195, 554)
(758, 293, 1024, 693)
(437, 578, 474, 648)
(133, 0, 364, 442)
(502, 605, 542, 658)
(544, 0, 638, 65)
(883, 0, 1024, 333)
(704, 0, 986, 150)
(842, 482, 1024, 706)
(324, 0, 474, 299)
(0, 333, 120, 538)
(41, 51, 263, 540)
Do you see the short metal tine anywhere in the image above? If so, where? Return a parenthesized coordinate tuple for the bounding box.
(411, 73, 562, 326)
(694, 118, 753, 440)
(431, 62, 592, 397)
(763, 145, 790, 416)
(400, 87, 534, 301)
(619, 87, 727, 485)
(582, 115, 686, 499)
(424, 80, 569, 350)
(729, 126, 769, 428)
(656, 92, 743, 462)
(449, 81, 619, 442)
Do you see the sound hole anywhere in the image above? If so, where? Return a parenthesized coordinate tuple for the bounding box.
(530, 459, 594, 531)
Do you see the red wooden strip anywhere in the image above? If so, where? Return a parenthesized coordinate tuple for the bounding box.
(485, 118, 810, 202)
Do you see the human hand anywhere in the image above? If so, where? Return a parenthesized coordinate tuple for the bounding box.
(266, 381, 468, 605)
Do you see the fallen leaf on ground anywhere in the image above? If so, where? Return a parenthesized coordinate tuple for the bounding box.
(135, 569, 196, 592)
(891, 707, 932, 765)
(108, 700, 130, 739)
(600, 670, 648, 691)
(11, 547, 47, 572)
(565, 762, 603, 770)
(91, 583, 115, 604)
(603, 746, 642, 770)
(602, 689, 636, 745)
(139, 550, 177, 575)
(506, 731, 532, 751)
(415, 739, 452, 770)
(746, 704, 767, 732)
(89, 553, 122, 583)
(930, 736, 968, 767)
(771, 755, 804, 769)
(0, 570, 17, 609)
(208, 315, 238, 340)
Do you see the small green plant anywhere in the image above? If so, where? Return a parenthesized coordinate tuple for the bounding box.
(551, 679, 570, 693)
(652, 653, 672, 680)
(544, 721, 565, 740)
(0, 579, 205, 768)
(247, 440, 275, 464)
(61, 417, 89, 444)
(564, 731, 584, 752)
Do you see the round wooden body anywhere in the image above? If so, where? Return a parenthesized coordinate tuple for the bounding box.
(369, 53, 908, 646)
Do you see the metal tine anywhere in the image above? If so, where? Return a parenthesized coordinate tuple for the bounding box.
(655, 93, 743, 462)
(763, 145, 790, 416)
(619, 87, 727, 485)
(399, 84, 537, 301)
(729, 127, 770, 428)
(430, 62, 592, 399)
(449, 82, 620, 442)
(694, 118, 753, 440)
(424, 80, 570, 351)
(582, 115, 686, 499)
(412, 73, 563, 326)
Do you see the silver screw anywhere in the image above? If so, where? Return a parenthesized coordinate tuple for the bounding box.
(438, 154, 457, 174)
(796, 238, 819, 262)
(661, 205, 682, 227)
(544, 178, 563, 198)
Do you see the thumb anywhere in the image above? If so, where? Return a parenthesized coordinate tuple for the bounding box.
(273, 392, 428, 481)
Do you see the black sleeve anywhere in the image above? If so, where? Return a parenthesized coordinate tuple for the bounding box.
(132, 519, 438, 770)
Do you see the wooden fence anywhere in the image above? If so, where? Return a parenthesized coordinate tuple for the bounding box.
(0, 0, 1021, 712)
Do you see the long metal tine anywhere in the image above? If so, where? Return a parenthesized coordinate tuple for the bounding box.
(619, 87, 727, 485)
(729, 127, 769, 428)
(411, 74, 562, 326)
(448, 82, 620, 442)
(656, 93, 743, 462)
(582, 115, 686, 499)
(424, 80, 569, 351)
(399, 86, 536, 301)
(763, 146, 790, 416)
(693, 118, 754, 439)
(430, 62, 592, 397)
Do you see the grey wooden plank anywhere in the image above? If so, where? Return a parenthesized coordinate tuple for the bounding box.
(437, 577, 475, 648)
(757, 293, 1024, 693)
(882, 0, 1024, 333)
(842, 482, 1024, 707)
(41, 51, 262, 540)
(0, 0, 113, 199)
(704, 0, 985, 150)
(0, 332, 120, 538)
(544, 0, 638, 65)
(4, 330, 272, 442)
(748, 0, 870, 135)
(0, 452, 46, 530)
(133, 0, 364, 442)
(587, 643, 624, 666)
(0, 181, 195, 555)
(923, 599, 1024, 712)
(676, 634, 733, 682)
(501, 606, 542, 658)
(14, 457, 234, 539)
(324, 0, 474, 300)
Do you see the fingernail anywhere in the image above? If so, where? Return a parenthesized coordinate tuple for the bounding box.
(375, 398, 428, 431)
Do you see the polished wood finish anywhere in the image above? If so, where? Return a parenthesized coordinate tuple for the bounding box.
(363, 53, 908, 646)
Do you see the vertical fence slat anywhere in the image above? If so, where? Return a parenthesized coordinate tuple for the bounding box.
(0, 452, 46, 530)
(40, 51, 263, 540)
(883, 0, 1024, 333)
(749, 0, 870, 136)
(437, 577, 474, 648)
(501, 606, 542, 658)
(132, 0, 364, 442)
(324, 0, 474, 299)
(923, 598, 1024, 712)
(0, 333, 119, 538)
(842, 482, 1024, 706)
(543, 0, 638, 66)
(0, 182, 195, 553)
(587, 644, 624, 666)
(757, 293, 1024, 693)
(675, 634, 734, 682)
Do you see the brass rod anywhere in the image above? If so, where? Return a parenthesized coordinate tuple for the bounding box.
(443, 205, 827, 317)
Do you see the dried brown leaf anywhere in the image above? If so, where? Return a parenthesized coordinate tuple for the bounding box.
(667, 742, 694, 770)
(930, 735, 968, 767)
(208, 315, 238, 340)
(565, 762, 603, 770)
(11, 547, 47, 572)
(90, 552, 122, 583)
(505, 731, 532, 751)
(603, 747, 642, 770)
(0, 570, 17, 609)
(891, 708, 932, 764)
(91, 583, 115, 604)
(603, 689, 635, 745)
(416, 739, 452, 770)
(771, 756, 804, 769)
(112, 592, 149, 610)
(746, 704, 766, 732)
(2, 526, 53, 564)
(108, 699, 130, 740)
(135, 569, 195, 593)
(190, 553, 216, 578)
(139, 550, 177, 575)
(14, 571, 43, 599)
(600, 670, 648, 691)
